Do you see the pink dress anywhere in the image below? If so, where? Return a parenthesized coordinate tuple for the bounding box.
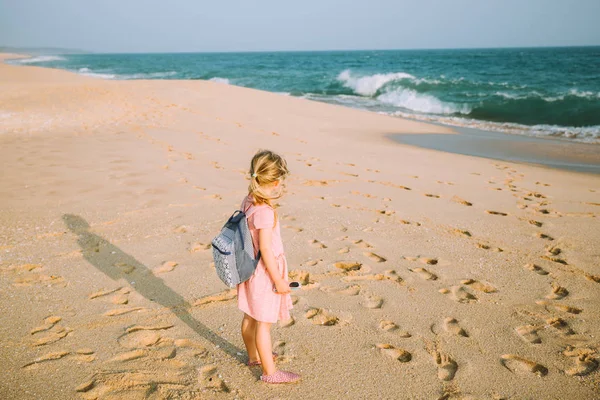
(237, 195, 293, 323)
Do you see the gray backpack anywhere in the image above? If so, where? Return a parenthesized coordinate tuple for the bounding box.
(211, 208, 261, 288)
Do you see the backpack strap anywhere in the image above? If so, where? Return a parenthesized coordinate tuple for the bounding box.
(242, 199, 265, 218)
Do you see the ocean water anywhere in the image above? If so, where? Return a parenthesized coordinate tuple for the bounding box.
(9, 47, 600, 143)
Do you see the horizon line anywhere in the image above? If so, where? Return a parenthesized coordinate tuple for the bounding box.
(2, 44, 599, 56)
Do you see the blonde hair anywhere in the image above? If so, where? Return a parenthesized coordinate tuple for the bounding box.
(248, 150, 289, 209)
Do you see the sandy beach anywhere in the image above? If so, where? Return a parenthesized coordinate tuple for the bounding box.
(1, 53, 599, 399)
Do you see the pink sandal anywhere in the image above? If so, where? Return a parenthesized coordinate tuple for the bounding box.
(247, 352, 279, 367)
(260, 370, 301, 384)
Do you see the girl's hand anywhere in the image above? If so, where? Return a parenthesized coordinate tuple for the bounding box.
(274, 279, 291, 294)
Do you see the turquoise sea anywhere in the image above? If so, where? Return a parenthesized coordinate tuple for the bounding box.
(10, 47, 600, 143)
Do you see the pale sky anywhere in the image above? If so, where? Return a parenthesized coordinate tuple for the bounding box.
(1, 0, 599, 53)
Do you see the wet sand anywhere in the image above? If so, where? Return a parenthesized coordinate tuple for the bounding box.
(392, 126, 600, 174)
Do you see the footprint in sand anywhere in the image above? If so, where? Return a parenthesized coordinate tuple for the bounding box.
(174, 338, 208, 358)
(486, 210, 508, 216)
(9, 265, 65, 287)
(376, 344, 412, 362)
(118, 330, 162, 349)
(303, 259, 323, 267)
(434, 352, 458, 381)
(104, 307, 146, 317)
(585, 274, 600, 284)
(334, 261, 363, 273)
(515, 325, 542, 344)
(309, 239, 327, 249)
(443, 318, 468, 337)
(30, 317, 72, 347)
(71, 348, 96, 363)
(566, 355, 598, 376)
(545, 245, 561, 256)
(89, 287, 122, 299)
(461, 279, 497, 293)
(173, 225, 189, 234)
(377, 209, 395, 216)
(540, 255, 568, 265)
(199, 365, 229, 393)
(193, 289, 237, 306)
(439, 286, 477, 303)
(77, 357, 197, 396)
(546, 282, 568, 300)
(418, 257, 438, 265)
(536, 301, 582, 315)
(113, 262, 136, 274)
(303, 179, 336, 187)
(528, 220, 543, 227)
(342, 274, 386, 283)
(364, 252, 386, 263)
(362, 294, 384, 309)
(562, 348, 599, 376)
(378, 320, 411, 337)
(322, 284, 362, 297)
(353, 239, 373, 249)
(524, 263, 548, 275)
(535, 232, 554, 241)
(110, 293, 129, 305)
(30, 316, 62, 334)
(379, 320, 398, 332)
(410, 268, 438, 281)
(546, 318, 575, 335)
(451, 196, 473, 206)
(338, 246, 350, 254)
(109, 349, 148, 363)
(189, 242, 211, 252)
(500, 354, 548, 376)
(382, 270, 404, 284)
(22, 351, 70, 369)
(452, 228, 471, 237)
(305, 308, 339, 326)
(153, 261, 178, 274)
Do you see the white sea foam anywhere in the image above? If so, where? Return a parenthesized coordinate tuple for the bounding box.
(493, 89, 600, 103)
(209, 77, 230, 84)
(14, 55, 66, 64)
(337, 69, 415, 96)
(568, 89, 600, 99)
(76, 68, 178, 80)
(121, 71, 178, 79)
(389, 111, 600, 144)
(77, 68, 117, 79)
(377, 88, 471, 115)
(494, 91, 523, 100)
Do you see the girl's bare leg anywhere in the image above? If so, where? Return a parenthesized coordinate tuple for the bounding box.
(255, 321, 276, 375)
(241, 314, 259, 363)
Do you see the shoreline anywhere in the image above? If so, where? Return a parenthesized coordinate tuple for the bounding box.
(391, 125, 600, 175)
(4, 53, 599, 174)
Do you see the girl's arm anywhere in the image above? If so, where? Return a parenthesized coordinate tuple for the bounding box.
(258, 227, 290, 294)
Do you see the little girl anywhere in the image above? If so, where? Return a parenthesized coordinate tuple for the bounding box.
(237, 149, 301, 384)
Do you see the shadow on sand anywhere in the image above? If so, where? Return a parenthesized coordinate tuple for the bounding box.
(62, 213, 243, 361)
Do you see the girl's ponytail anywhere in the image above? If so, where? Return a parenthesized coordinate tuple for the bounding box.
(248, 150, 289, 225)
